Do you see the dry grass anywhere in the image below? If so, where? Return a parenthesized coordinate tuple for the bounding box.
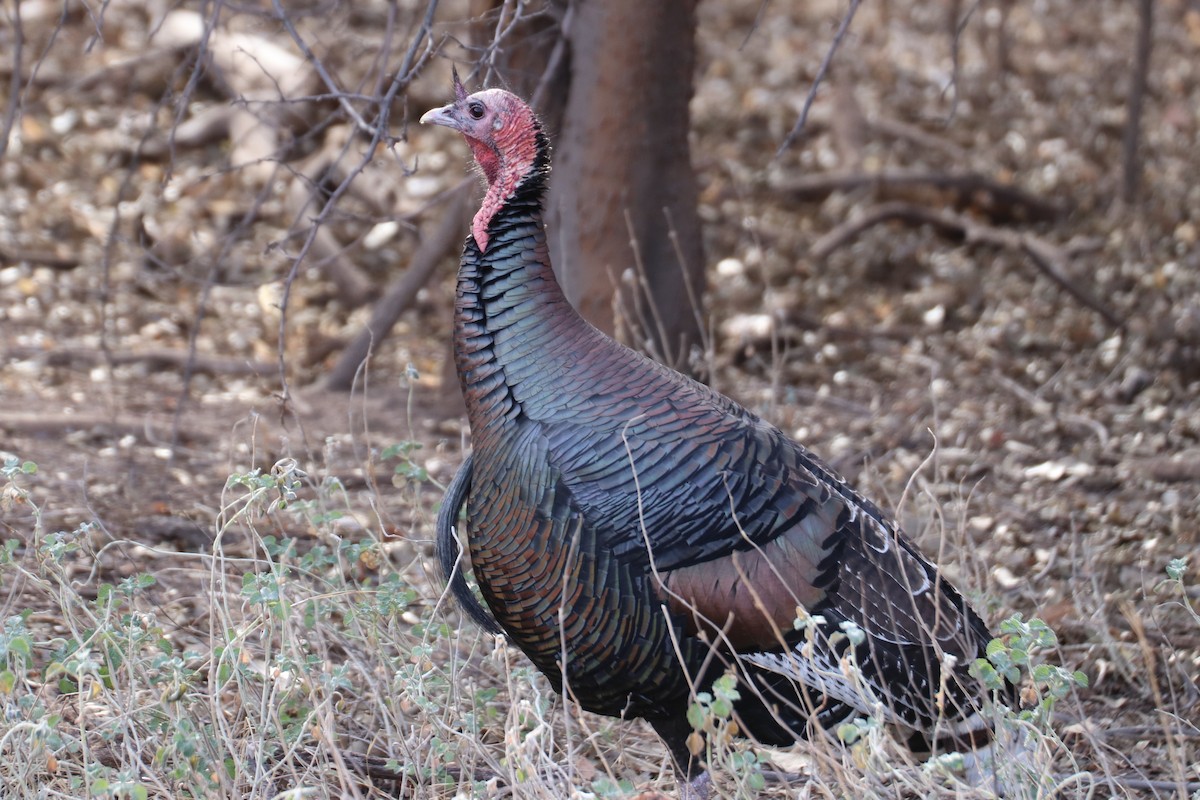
(2, 441, 1196, 799)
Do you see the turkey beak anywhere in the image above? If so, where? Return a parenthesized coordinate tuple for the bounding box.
(420, 104, 462, 131)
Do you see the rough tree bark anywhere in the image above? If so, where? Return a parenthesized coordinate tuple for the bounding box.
(467, 0, 705, 372)
(545, 0, 706, 372)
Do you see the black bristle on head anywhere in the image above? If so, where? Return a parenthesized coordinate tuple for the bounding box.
(452, 65, 468, 102)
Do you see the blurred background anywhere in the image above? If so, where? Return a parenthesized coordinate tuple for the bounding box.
(1, 1, 1197, 797)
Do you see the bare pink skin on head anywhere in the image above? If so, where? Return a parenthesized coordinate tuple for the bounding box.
(420, 77, 541, 252)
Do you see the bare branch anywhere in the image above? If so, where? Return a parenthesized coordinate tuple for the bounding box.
(4, 347, 274, 377)
(869, 114, 969, 162)
(944, 0, 981, 123)
(0, 247, 80, 270)
(775, 0, 861, 158)
(382, 0, 442, 107)
(778, 168, 1068, 222)
(0, 411, 209, 444)
(1122, 0, 1154, 203)
(739, 0, 772, 51)
(284, 148, 376, 308)
(271, 0, 374, 136)
(0, 0, 23, 160)
(325, 183, 471, 392)
(272, 0, 442, 409)
(809, 201, 1124, 329)
(529, 3, 572, 110)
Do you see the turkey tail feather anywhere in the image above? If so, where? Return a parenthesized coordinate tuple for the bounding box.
(436, 453, 503, 634)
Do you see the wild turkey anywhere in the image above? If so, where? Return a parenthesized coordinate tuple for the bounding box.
(423, 75, 1014, 797)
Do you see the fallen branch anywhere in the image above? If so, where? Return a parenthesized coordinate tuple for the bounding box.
(791, 310, 917, 343)
(324, 183, 471, 392)
(779, 168, 1067, 222)
(1134, 455, 1200, 484)
(0, 411, 209, 443)
(869, 115, 969, 162)
(810, 201, 1123, 329)
(1018, 235, 1125, 329)
(4, 346, 273, 376)
(0, 247, 81, 270)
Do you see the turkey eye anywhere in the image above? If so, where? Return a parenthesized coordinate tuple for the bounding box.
(468, 102, 485, 119)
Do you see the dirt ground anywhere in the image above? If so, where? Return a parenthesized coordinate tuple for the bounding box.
(1, 0, 1198, 796)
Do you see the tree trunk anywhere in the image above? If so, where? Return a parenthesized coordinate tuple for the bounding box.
(547, 0, 706, 372)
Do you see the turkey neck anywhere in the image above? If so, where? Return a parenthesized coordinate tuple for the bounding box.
(454, 163, 593, 431)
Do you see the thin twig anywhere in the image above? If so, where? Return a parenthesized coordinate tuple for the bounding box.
(944, 0, 981, 124)
(274, 0, 441, 412)
(529, 3, 572, 110)
(324, 182, 471, 391)
(283, 149, 376, 307)
(809, 201, 955, 259)
(775, 0, 861, 159)
(480, 0, 528, 88)
(1063, 723, 1200, 740)
(664, 206, 712, 372)
(620, 208, 675, 367)
(164, 2, 223, 179)
(0, 0, 23, 160)
(382, 0, 441, 117)
(271, 0, 374, 136)
(98, 68, 204, 458)
(1018, 236, 1125, 329)
(1121, 0, 1154, 202)
(739, 0, 772, 50)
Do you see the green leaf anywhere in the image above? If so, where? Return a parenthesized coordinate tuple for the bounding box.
(969, 658, 1002, 690)
(713, 673, 739, 699)
(1166, 558, 1187, 581)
